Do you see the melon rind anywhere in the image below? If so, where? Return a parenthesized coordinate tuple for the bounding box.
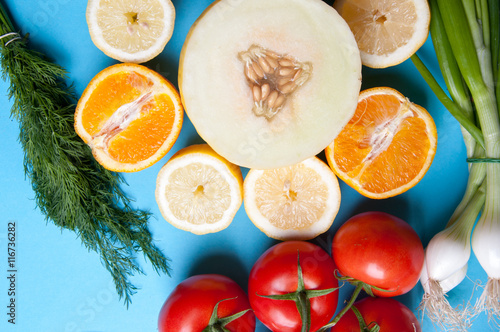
(179, 0, 362, 169)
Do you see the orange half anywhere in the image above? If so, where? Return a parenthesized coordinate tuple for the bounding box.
(75, 63, 183, 172)
(325, 87, 437, 199)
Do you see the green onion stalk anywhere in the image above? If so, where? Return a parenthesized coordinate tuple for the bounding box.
(411, 1, 485, 328)
(412, 0, 500, 328)
(0, 1, 170, 306)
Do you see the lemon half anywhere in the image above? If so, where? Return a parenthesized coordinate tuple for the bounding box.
(86, 0, 175, 63)
(334, 0, 430, 68)
(244, 157, 341, 240)
(155, 144, 244, 235)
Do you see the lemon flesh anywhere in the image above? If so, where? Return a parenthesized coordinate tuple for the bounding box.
(87, 0, 175, 63)
(163, 162, 232, 226)
(244, 157, 341, 240)
(155, 145, 243, 235)
(334, 0, 430, 68)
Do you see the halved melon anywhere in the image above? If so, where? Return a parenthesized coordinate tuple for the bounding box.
(179, 0, 362, 169)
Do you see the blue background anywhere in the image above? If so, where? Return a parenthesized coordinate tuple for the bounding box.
(0, 0, 493, 331)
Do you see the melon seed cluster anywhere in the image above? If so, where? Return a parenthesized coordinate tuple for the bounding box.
(239, 44, 312, 119)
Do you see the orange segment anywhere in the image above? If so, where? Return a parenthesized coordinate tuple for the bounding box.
(108, 94, 177, 163)
(80, 71, 152, 135)
(75, 63, 183, 172)
(325, 87, 437, 199)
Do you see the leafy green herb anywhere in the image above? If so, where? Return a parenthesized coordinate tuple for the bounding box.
(0, 1, 170, 306)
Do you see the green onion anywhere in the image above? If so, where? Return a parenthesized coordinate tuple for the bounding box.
(412, 0, 500, 328)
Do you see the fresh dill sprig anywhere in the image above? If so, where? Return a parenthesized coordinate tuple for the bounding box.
(0, 1, 170, 306)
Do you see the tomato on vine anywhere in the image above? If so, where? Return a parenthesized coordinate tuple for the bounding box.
(158, 274, 255, 332)
(332, 212, 424, 297)
(248, 241, 339, 332)
(330, 297, 421, 332)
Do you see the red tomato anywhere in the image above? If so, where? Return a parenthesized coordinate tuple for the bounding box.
(332, 212, 424, 297)
(248, 241, 339, 332)
(330, 297, 421, 332)
(158, 274, 255, 332)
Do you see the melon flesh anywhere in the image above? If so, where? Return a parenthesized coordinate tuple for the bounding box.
(179, 0, 361, 169)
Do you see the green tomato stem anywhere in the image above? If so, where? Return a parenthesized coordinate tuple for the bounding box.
(202, 326, 227, 332)
(317, 283, 364, 331)
(257, 252, 339, 332)
(297, 291, 311, 332)
(203, 297, 251, 332)
(350, 306, 381, 332)
(350, 306, 369, 332)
